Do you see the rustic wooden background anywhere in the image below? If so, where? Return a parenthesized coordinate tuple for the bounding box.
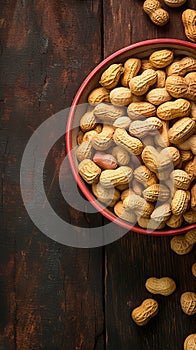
(0, 0, 196, 349)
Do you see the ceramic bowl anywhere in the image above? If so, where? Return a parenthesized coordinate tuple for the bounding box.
(66, 38, 196, 235)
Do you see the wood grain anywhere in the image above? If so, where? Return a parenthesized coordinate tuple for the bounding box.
(0, 1, 104, 349)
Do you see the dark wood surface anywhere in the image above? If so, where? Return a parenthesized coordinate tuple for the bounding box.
(0, 1, 195, 349)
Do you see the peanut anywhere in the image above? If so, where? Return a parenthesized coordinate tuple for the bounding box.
(182, 9, 196, 43)
(143, 183, 170, 202)
(145, 277, 176, 296)
(170, 169, 191, 190)
(184, 334, 196, 350)
(171, 189, 190, 215)
(114, 201, 137, 223)
(191, 183, 196, 210)
(143, 0, 169, 26)
(146, 87, 171, 105)
(110, 87, 132, 106)
(123, 193, 154, 218)
(78, 159, 101, 184)
(129, 117, 162, 138)
(93, 102, 125, 123)
(166, 75, 196, 102)
(100, 166, 133, 188)
(183, 160, 195, 181)
(157, 98, 191, 120)
(113, 116, 131, 129)
(113, 128, 144, 155)
(166, 214, 183, 228)
(127, 101, 156, 119)
(163, 0, 187, 7)
(111, 146, 131, 165)
(76, 140, 93, 161)
(180, 292, 196, 315)
(80, 111, 97, 132)
(99, 63, 124, 89)
(93, 152, 117, 170)
(151, 203, 171, 222)
(179, 135, 196, 155)
(155, 70, 166, 88)
(131, 298, 159, 326)
(92, 182, 120, 207)
(77, 130, 84, 145)
(82, 130, 98, 142)
(169, 117, 195, 145)
(185, 229, 196, 245)
(88, 87, 110, 105)
(92, 124, 114, 151)
(121, 58, 141, 87)
(191, 102, 196, 120)
(170, 234, 193, 255)
(167, 56, 196, 76)
(149, 49, 174, 68)
(180, 150, 193, 163)
(192, 263, 196, 277)
(183, 209, 196, 224)
(129, 69, 157, 96)
(134, 165, 158, 188)
(137, 217, 165, 229)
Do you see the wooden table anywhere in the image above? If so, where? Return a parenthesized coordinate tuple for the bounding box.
(0, 1, 196, 349)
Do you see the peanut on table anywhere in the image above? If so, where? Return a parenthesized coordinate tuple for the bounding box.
(76, 49, 196, 230)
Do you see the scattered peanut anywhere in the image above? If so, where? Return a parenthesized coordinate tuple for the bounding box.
(184, 334, 196, 350)
(192, 263, 196, 277)
(163, 0, 187, 7)
(145, 277, 176, 296)
(170, 233, 194, 255)
(143, 0, 169, 26)
(180, 292, 196, 315)
(182, 9, 196, 42)
(131, 298, 159, 326)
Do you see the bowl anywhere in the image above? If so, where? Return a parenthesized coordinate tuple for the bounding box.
(66, 38, 196, 236)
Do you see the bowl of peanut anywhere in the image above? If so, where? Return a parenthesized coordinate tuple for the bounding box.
(66, 38, 196, 235)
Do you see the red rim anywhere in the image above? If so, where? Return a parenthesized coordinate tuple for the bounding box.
(66, 39, 196, 236)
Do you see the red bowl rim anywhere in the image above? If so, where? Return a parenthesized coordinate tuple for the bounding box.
(66, 38, 196, 236)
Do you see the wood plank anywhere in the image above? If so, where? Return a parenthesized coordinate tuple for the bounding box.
(0, 1, 104, 349)
(103, 0, 195, 56)
(103, 0, 196, 349)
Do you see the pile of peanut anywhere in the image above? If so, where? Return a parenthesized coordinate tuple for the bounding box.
(76, 49, 196, 230)
(142, 0, 196, 43)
